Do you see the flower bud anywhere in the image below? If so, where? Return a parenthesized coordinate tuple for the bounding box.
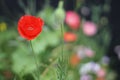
(54, 1, 65, 24)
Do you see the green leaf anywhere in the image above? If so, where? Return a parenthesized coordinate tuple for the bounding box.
(11, 48, 38, 75)
(32, 38, 47, 54)
(45, 31, 60, 46)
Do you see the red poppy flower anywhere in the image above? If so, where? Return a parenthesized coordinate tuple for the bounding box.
(18, 15, 44, 40)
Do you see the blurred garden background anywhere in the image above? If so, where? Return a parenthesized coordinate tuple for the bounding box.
(0, 0, 120, 80)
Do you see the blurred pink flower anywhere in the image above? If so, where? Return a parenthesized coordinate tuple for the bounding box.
(85, 48, 95, 58)
(76, 46, 94, 58)
(97, 69, 106, 77)
(83, 21, 97, 36)
(65, 11, 80, 30)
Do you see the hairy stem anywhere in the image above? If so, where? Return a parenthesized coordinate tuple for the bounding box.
(30, 41, 40, 80)
(57, 22, 68, 80)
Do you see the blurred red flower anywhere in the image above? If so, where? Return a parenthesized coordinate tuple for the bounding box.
(18, 15, 44, 40)
(65, 11, 80, 30)
(96, 77, 105, 80)
(70, 54, 80, 66)
(64, 32, 77, 42)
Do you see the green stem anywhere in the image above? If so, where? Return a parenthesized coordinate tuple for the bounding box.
(61, 23, 64, 60)
(75, 0, 82, 11)
(57, 22, 68, 80)
(30, 41, 40, 80)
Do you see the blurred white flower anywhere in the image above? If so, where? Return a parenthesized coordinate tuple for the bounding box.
(101, 56, 110, 65)
(76, 46, 87, 59)
(80, 74, 92, 80)
(92, 63, 101, 73)
(81, 6, 90, 16)
(79, 62, 101, 75)
(114, 45, 120, 54)
(114, 45, 120, 59)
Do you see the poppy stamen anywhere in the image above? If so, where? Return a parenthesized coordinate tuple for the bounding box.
(28, 26, 34, 31)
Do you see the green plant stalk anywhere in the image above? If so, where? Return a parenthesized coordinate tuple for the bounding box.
(28, 0, 36, 15)
(30, 41, 40, 80)
(61, 23, 64, 61)
(57, 22, 68, 80)
(75, 0, 82, 11)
